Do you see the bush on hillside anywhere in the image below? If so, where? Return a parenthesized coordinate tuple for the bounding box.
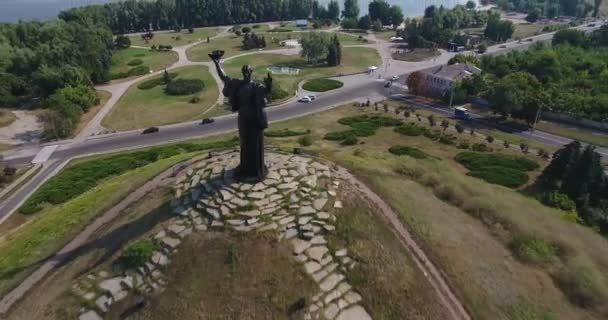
(341, 135, 358, 146)
(510, 235, 558, 265)
(388, 145, 428, 159)
(394, 123, 425, 136)
(471, 143, 491, 152)
(555, 264, 608, 308)
(120, 240, 157, 268)
(455, 152, 540, 172)
(165, 79, 204, 95)
(298, 135, 313, 146)
(302, 79, 344, 92)
(539, 192, 577, 211)
(265, 128, 309, 137)
(467, 166, 530, 188)
(270, 84, 289, 101)
(324, 130, 356, 141)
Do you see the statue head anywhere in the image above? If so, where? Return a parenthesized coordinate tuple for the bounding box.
(242, 64, 253, 82)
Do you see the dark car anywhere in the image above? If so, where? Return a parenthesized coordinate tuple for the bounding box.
(142, 127, 159, 134)
(201, 118, 215, 125)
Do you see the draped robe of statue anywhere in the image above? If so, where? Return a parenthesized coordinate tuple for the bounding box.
(222, 76, 269, 182)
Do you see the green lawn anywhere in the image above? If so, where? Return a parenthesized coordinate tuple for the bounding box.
(102, 65, 219, 131)
(302, 78, 344, 92)
(223, 47, 381, 102)
(128, 26, 223, 47)
(264, 103, 608, 320)
(109, 47, 178, 79)
(0, 109, 16, 128)
(187, 32, 299, 61)
(513, 23, 544, 39)
(336, 32, 374, 45)
(373, 30, 397, 41)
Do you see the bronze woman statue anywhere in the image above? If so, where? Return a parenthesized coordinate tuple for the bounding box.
(209, 51, 272, 182)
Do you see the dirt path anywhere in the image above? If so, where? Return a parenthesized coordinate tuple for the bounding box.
(334, 166, 472, 320)
(0, 161, 188, 316)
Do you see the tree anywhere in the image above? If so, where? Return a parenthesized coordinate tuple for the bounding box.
(300, 32, 329, 63)
(593, 0, 603, 17)
(484, 13, 514, 42)
(327, 35, 342, 66)
(342, 0, 360, 19)
(553, 29, 588, 47)
(407, 72, 426, 95)
(358, 15, 371, 30)
(526, 8, 540, 23)
(369, 0, 391, 25)
(114, 34, 131, 49)
(388, 5, 404, 28)
(341, 18, 359, 29)
(478, 42, 487, 53)
(466, 1, 476, 10)
(163, 70, 171, 84)
(486, 71, 542, 123)
(328, 1, 340, 20)
(372, 20, 383, 32)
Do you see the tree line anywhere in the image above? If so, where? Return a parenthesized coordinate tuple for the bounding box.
(63, 0, 324, 34)
(496, 0, 603, 19)
(398, 4, 491, 49)
(340, 0, 403, 31)
(477, 26, 608, 122)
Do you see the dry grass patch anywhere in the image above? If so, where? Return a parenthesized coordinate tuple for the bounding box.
(0, 109, 17, 128)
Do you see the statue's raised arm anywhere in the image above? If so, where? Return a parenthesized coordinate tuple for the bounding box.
(209, 50, 228, 83)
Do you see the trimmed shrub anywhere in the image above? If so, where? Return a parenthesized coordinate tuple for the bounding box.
(539, 192, 576, 211)
(324, 130, 356, 141)
(423, 129, 441, 141)
(137, 73, 178, 90)
(165, 79, 204, 95)
(389, 145, 428, 159)
(298, 135, 313, 146)
(128, 65, 150, 77)
(471, 143, 491, 152)
(458, 141, 470, 149)
(455, 123, 464, 133)
(468, 166, 530, 188)
(394, 123, 425, 136)
(486, 135, 495, 143)
(302, 79, 344, 92)
(265, 128, 308, 137)
(510, 235, 558, 265)
(455, 151, 539, 188)
(120, 239, 157, 268)
(189, 96, 201, 103)
(341, 135, 358, 146)
(127, 58, 144, 66)
(438, 134, 456, 145)
(455, 152, 540, 172)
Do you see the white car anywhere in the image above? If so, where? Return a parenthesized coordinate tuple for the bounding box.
(298, 96, 312, 103)
(306, 95, 316, 101)
(391, 76, 399, 81)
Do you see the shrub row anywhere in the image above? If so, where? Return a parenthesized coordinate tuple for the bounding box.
(137, 72, 178, 90)
(109, 65, 150, 80)
(455, 152, 539, 188)
(127, 58, 144, 66)
(388, 145, 428, 159)
(265, 128, 310, 137)
(165, 79, 204, 95)
(325, 114, 402, 144)
(19, 138, 239, 214)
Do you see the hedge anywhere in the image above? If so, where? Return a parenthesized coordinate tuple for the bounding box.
(19, 138, 239, 214)
(127, 58, 144, 66)
(137, 72, 178, 90)
(265, 128, 309, 137)
(165, 79, 204, 95)
(302, 79, 344, 92)
(394, 123, 425, 136)
(455, 152, 539, 188)
(467, 166, 530, 188)
(325, 114, 402, 143)
(388, 145, 428, 159)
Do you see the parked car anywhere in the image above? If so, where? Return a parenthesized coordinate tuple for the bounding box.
(201, 118, 215, 125)
(298, 96, 312, 103)
(391, 75, 399, 81)
(306, 95, 316, 101)
(142, 127, 159, 134)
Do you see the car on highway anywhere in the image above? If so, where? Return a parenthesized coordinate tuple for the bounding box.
(499, 44, 507, 48)
(588, 23, 596, 27)
(142, 127, 159, 134)
(306, 95, 316, 101)
(298, 96, 312, 103)
(201, 118, 215, 125)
